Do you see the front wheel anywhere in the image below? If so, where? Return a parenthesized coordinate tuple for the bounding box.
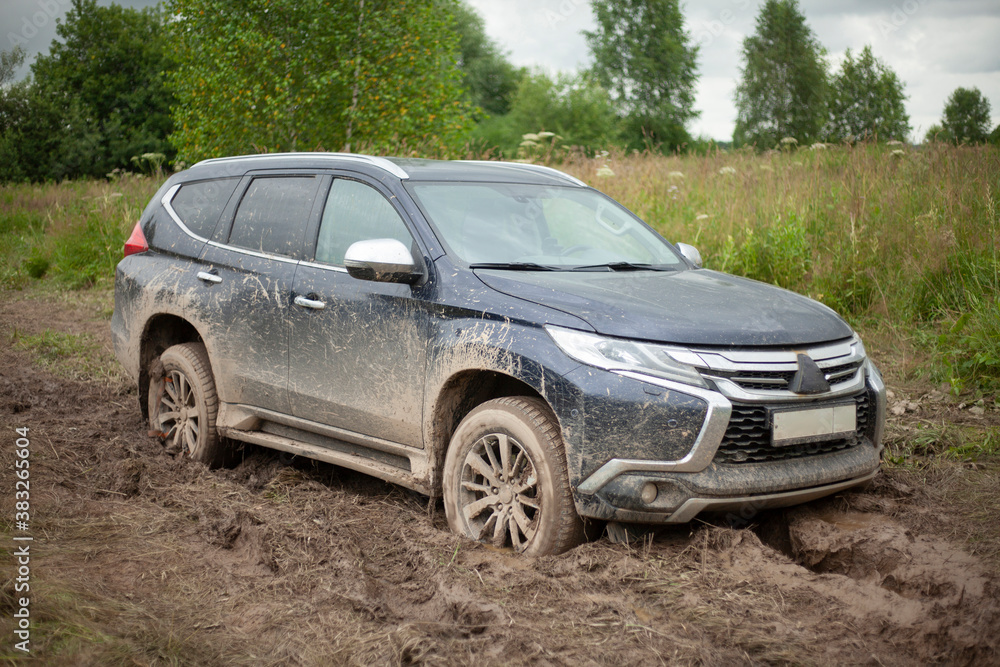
(147, 342, 223, 466)
(443, 396, 583, 556)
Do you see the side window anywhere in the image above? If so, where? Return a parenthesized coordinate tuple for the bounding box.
(315, 179, 414, 266)
(169, 178, 240, 239)
(228, 176, 318, 257)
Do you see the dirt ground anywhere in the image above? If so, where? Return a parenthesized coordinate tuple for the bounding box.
(1, 288, 999, 666)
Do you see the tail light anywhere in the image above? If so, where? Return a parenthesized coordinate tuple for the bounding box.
(124, 222, 149, 257)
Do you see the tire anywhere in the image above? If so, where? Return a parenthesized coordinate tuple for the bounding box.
(443, 396, 584, 556)
(147, 342, 223, 466)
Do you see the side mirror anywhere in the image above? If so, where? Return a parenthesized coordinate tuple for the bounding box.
(344, 239, 422, 284)
(676, 242, 702, 268)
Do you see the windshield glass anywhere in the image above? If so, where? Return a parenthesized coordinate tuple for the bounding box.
(406, 182, 683, 269)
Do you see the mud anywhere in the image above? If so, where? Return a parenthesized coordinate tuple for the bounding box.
(1, 288, 999, 665)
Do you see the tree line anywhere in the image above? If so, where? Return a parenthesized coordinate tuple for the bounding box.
(0, 0, 996, 183)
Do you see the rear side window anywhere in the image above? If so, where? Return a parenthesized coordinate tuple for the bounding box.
(315, 179, 413, 265)
(228, 176, 319, 257)
(170, 178, 240, 239)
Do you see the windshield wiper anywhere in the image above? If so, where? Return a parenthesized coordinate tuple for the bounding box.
(469, 262, 559, 271)
(568, 262, 677, 272)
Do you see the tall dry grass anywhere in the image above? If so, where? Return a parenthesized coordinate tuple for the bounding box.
(1, 144, 997, 390)
(561, 143, 1000, 392)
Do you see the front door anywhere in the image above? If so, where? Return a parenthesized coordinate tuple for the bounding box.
(287, 176, 429, 447)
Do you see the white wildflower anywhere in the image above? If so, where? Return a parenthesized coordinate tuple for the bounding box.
(537, 131, 555, 139)
(887, 139, 903, 146)
(519, 139, 539, 148)
(780, 137, 798, 145)
(719, 166, 736, 175)
(890, 149, 905, 158)
(809, 142, 827, 150)
(596, 165, 615, 177)
(521, 133, 540, 142)
(695, 213, 710, 221)
(668, 171, 685, 179)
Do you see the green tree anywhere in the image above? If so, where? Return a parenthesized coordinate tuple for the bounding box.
(166, 0, 473, 163)
(0, 46, 25, 86)
(942, 87, 992, 145)
(585, 0, 699, 151)
(29, 0, 175, 177)
(923, 123, 952, 144)
(827, 45, 909, 142)
(734, 0, 828, 148)
(450, 1, 523, 117)
(471, 71, 618, 156)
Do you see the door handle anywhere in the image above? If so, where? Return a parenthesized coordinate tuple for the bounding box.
(294, 295, 326, 310)
(196, 271, 222, 284)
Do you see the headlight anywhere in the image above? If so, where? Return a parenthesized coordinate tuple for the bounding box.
(546, 326, 708, 388)
(851, 334, 867, 360)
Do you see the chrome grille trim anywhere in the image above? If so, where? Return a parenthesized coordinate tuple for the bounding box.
(683, 336, 868, 402)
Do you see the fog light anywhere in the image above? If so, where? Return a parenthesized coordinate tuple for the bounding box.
(641, 482, 658, 504)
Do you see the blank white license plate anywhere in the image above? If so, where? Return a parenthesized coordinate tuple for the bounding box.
(772, 404, 856, 446)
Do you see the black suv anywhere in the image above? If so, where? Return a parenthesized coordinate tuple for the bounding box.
(112, 153, 887, 555)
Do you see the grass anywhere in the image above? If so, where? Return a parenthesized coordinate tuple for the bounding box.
(8, 328, 126, 387)
(0, 173, 159, 290)
(557, 143, 1000, 395)
(0, 142, 997, 402)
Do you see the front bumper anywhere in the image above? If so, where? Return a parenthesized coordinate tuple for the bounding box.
(571, 361, 887, 524)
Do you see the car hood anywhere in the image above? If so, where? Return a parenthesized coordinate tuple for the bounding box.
(474, 268, 853, 347)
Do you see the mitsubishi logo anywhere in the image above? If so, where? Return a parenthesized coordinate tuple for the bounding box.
(788, 353, 830, 394)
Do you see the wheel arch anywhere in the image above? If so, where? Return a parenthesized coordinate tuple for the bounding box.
(138, 314, 205, 419)
(428, 368, 553, 497)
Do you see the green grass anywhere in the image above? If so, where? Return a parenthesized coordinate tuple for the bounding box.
(559, 143, 1000, 395)
(0, 174, 160, 290)
(1, 143, 998, 394)
(10, 328, 125, 386)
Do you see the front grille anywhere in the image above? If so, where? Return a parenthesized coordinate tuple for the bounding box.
(710, 359, 863, 392)
(715, 390, 871, 465)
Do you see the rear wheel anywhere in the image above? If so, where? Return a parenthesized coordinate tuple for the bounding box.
(443, 396, 583, 556)
(147, 342, 223, 466)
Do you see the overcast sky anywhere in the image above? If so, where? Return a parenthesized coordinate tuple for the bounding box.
(5, 0, 999, 141)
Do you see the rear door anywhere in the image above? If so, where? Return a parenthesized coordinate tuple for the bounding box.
(192, 172, 324, 413)
(287, 174, 429, 447)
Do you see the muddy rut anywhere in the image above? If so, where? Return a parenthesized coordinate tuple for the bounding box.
(1, 291, 998, 665)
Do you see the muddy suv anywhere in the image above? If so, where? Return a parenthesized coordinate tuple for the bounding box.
(112, 153, 887, 555)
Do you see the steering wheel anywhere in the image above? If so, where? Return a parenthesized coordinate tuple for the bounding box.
(559, 245, 591, 257)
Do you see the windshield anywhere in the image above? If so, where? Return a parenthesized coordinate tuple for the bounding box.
(406, 182, 684, 270)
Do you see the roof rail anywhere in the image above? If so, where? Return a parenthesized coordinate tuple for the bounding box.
(193, 152, 409, 180)
(456, 160, 587, 187)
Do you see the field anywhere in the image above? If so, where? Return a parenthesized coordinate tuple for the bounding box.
(1, 145, 999, 664)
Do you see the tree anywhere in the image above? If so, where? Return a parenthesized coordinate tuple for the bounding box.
(734, 0, 828, 148)
(0, 46, 25, 86)
(450, 1, 523, 117)
(166, 0, 473, 162)
(29, 0, 175, 177)
(827, 45, 909, 142)
(585, 0, 699, 151)
(923, 123, 952, 144)
(471, 71, 618, 157)
(942, 87, 992, 145)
